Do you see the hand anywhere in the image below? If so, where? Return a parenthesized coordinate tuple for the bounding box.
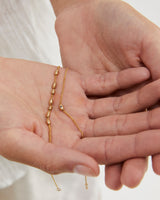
(0, 57, 99, 176)
(0, 57, 155, 178)
(53, 0, 160, 189)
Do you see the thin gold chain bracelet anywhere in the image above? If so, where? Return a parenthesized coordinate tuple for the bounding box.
(58, 68, 88, 190)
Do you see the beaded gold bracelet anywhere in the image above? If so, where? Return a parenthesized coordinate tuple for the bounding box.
(45, 66, 88, 191)
(45, 66, 61, 191)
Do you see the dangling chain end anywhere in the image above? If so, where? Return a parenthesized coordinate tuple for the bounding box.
(85, 176, 88, 190)
(57, 187, 61, 192)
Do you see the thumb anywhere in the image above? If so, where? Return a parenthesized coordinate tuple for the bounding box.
(0, 128, 99, 177)
(141, 31, 160, 80)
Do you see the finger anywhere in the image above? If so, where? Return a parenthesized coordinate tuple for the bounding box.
(75, 130, 160, 165)
(105, 164, 123, 190)
(85, 108, 160, 137)
(0, 128, 99, 176)
(87, 79, 160, 118)
(82, 67, 150, 96)
(152, 154, 160, 175)
(105, 157, 148, 190)
(121, 157, 148, 188)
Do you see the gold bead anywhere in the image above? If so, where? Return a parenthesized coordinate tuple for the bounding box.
(59, 104, 64, 111)
(46, 111, 51, 118)
(54, 70, 59, 76)
(48, 105, 53, 111)
(49, 98, 53, 105)
(51, 89, 55, 95)
(52, 82, 57, 89)
(57, 188, 61, 192)
(46, 118, 51, 125)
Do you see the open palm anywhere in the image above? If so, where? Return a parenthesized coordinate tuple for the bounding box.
(0, 58, 99, 176)
(55, 0, 160, 189)
(55, 0, 160, 75)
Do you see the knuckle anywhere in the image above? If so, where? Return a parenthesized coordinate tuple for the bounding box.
(115, 115, 128, 135)
(88, 99, 96, 118)
(81, 118, 92, 137)
(96, 74, 107, 90)
(136, 87, 147, 108)
(147, 108, 160, 129)
(91, 119, 96, 137)
(104, 137, 114, 164)
(113, 96, 123, 113)
(115, 71, 120, 87)
(146, 109, 152, 130)
(133, 134, 138, 157)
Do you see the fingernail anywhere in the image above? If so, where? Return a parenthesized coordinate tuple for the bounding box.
(74, 165, 95, 176)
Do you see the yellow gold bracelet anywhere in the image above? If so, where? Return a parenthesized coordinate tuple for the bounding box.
(58, 68, 88, 189)
(45, 66, 61, 191)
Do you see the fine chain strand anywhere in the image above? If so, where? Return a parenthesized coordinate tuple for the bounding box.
(49, 124, 61, 191)
(58, 68, 88, 190)
(63, 110, 84, 138)
(46, 66, 61, 191)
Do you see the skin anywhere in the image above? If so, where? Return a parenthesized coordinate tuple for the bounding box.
(1, 57, 160, 179)
(51, 0, 160, 189)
